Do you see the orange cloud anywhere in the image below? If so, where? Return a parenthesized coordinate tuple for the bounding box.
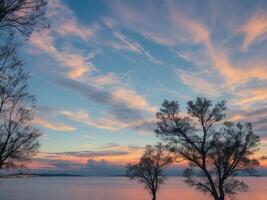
(57, 109, 155, 133)
(29, 0, 97, 79)
(28, 144, 145, 169)
(59, 110, 128, 131)
(112, 88, 157, 112)
(182, 20, 267, 90)
(168, 2, 212, 48)
(47, 0, 95, 41)
(33, 117, 76, 132)
(241, 12, 267, 50)
(169, 7, 267, 90)
(233, 88, 267, 106)
(30, 31, 94, 79)
(91, 73, 120, 85)
(177, 69, 220, 96)
(208, 50, 267, 88)
(55, 19, 94, 40)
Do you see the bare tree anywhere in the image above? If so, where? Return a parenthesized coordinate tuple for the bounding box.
(126, 143, 172, 200)
(0, 0, 47, 169)
(0, 39, 41, 169)
(155, 97, 260, 200)
(0, 0, 48, 38)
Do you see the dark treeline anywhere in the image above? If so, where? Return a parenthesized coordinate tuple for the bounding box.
(126, 97, 260, 200)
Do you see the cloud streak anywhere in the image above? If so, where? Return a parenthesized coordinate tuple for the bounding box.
(103, 18, 162, 64)
(28, 143, 144, 171)
(37, 105, 156, 133)
(33, 117, 76, 132)
(30, 29, 94, 80)
(240, 12, 267, 50)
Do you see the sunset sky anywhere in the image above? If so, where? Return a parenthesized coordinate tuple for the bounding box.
(18, 0, 267, 174)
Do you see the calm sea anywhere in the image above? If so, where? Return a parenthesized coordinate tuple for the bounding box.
(0, 177, 266, 200)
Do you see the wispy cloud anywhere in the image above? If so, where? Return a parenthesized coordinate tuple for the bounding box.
(29, 0, 96, 79)
(103, 18, 161, 64)
(38, 106, 156, 133)
(33, 117, 76, 132)
(231, 87, 267, 107)
(90, 72, 120, 85)
(113, 31, 162, 64)
(29, 143, 144, 170)
(55, 18, 95, 40)
(228, 107, 267, 134)
(240, 12, 267, 51)
(62, 78, 153, 110)
(108, 1, 267, 89)
(59, 110, 126, 131)
(47, 0, 96, 40)
(112, 88, 156, 112)
(30, 28, 94, 80)
(176, 69, 221, 96)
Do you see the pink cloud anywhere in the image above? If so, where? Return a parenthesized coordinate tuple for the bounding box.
(240, 12, 267, 50)
(33, 117, 76, 132)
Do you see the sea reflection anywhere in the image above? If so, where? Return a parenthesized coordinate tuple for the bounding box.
(0, 177, 266, 200)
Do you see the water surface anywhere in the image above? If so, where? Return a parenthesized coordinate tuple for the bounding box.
(0, 177, 266, 200)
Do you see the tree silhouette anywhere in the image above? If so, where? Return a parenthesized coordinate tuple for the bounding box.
(126, 143, 172, 200)
(0, 39, 41, 169)
(155, 97, 260, 200)
(0, 0, 48, 38)
(0, 0, 48, 169)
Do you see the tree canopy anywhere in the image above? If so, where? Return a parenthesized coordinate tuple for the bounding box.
(0, 38, 41, 169)
(155, 97, 260, 200)
(0, 0, 48, 38)
(126, 143, 172, 200)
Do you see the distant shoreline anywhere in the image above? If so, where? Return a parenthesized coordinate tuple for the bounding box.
(0, 173, 85, 178)
(0, 174, 266, 178)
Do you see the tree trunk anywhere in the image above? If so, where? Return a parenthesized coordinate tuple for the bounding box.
(0, 158, 4, 169)
(212, 195, 224, 200)
(218, 181, 225, 200)
(152, 191, 156, 200)
(212, 194, 220, 200)
(219, 194, 225, 200)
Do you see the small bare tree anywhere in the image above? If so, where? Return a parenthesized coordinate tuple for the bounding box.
(0, 39, 41, 169)
(126, 143, 172, 200)
(155, 97, 260, 200)
(0, 0, 48, 38)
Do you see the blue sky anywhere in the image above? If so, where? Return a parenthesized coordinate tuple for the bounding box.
(16, 0, 267, 172)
